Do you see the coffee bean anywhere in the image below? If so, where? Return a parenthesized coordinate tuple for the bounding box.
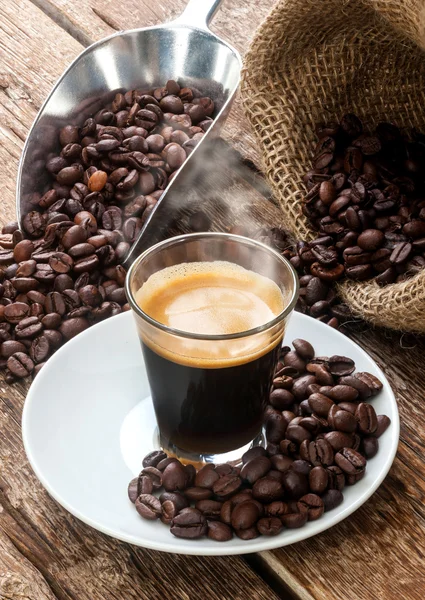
(29, 335, 50, 363)
(266, 412, 288, 443)
(308, 393, 334, 417)
(241, 456, 272, 484)
(357, 229, 384, 251)
(292, 338, 315, 360)
(309, 466, 329, 494)
(231, 500, 260, 530)
(252, 477, 284, 502)
(170, 508, 207, 539)
(297, 493, 324, 520)
(1, 340, 27, 358)
(335, 448, 366, 474)
(15, 316, 43, 339)
(282, 511, 308, 528)
(162, 461, 188, 492)
(59, 317, 89, 339)
(355, 402, 378, 434)
(362, 436, 379, 459)
(324, 431, 354, 452)
(291, 374, 317, 400)
(328, 355, 355, 377)
(212, 474, 242, 499)
(7, 352, 34, 378)
(375, 415, 391, 438)
(181, 487, 211, 501)
(207, 520, 233, 541)
(242, 446, 267, 464)
(326, 385, 359, 402)
(322, 489, 344, 511)
(140, 466, 162, 490)
(13, 240, 34, 262)
(135, 494, 162, 520)
(269, 388, 295, 410)
(4, 302, 30, 324)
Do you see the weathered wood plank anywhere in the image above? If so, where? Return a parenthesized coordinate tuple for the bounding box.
(0, 0, 84, 225)
(0, 527, 56, 600)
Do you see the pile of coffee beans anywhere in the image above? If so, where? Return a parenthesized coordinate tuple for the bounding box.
(0, 80, 214, 382)
(300, 114, 425, 285)
(235, 226, 355, 330)
(128, 338, 391, 541)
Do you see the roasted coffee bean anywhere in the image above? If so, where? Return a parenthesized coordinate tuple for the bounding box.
(15, 316, 43, 339)
(59, 317, 89, 339)
(328, 355, 355, 376)
(266, 411, 288, 443)
(301, 438, 334, 467)
(252, 477, 284, 502)
(328, 405, 357, 433)
(195, 499, 222, 519)
(292, 338, 315, 360)
(212, 474, 242, 499)
(291, 374, 317, 400)
(135, 494, 162, 520)
(4, 302, 30, 324)
(282, 470, 309, 499)
(375, 415, 391, 438)
(184, 487, 213, 501)
(162, 461, 188, 492)
(13, 240, 34, 262)
(7, 352, 34, 378)
(297, 494, 324, 521)
(326, 465, 345, 491)
(357, 229, 385, 251)
(231, 501, 261, 530)
(29, 335, 49, 363)
(308, 393, 334, 417)
(324, 431, 354, 452)
(355, 402, 378, 434)
(322, 489, 344, 511)
(242, 446, 267, 464)
(1, 340, 27, 358)
(338, 375, 372, 400)
(234, 526, 259, 540)
(142, 450, 167, 468)
(269, 388, 295, 410)
(326, 385, 359, 402)
(240, 456, 271, 484)
(355, 372, 383, 395)
(207, 520, 233, 541)
(192, 464, 218, 489)
(170, 508, 207, 539)
(282, 511, 308, 528)
(308, 466, 329, 494)
(270, 454, 293, 473)
(361, 436, 379, 459)
(335, 448, 366, 474)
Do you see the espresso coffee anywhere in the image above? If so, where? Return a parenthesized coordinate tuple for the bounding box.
(136, 261, 285, 456)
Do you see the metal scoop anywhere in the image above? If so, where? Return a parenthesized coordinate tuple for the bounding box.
(16, 0, 241, 268)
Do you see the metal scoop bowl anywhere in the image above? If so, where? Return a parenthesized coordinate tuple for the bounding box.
(16, 0, 241, 267)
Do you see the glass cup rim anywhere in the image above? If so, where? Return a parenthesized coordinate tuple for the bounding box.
(125, 232, 299, 341)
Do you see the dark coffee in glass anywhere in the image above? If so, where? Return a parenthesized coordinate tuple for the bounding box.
(126, 234, 298, 463)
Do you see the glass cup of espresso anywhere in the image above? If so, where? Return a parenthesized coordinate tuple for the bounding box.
(125, 232, 298, 464)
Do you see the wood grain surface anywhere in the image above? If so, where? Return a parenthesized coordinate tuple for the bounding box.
(1, 0, 425, 599)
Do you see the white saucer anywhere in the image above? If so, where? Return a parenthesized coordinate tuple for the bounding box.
(22, 311, 399, 556)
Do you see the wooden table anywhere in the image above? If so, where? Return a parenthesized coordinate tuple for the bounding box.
(1, 1, 425, 599)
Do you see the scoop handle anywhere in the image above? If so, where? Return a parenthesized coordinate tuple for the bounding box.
(173, 0, 223, 31)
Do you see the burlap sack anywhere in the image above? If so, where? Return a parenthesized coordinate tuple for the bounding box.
(241, 0, 425, 332)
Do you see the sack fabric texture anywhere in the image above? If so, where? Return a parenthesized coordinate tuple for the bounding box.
(241, 0, 425, 332)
